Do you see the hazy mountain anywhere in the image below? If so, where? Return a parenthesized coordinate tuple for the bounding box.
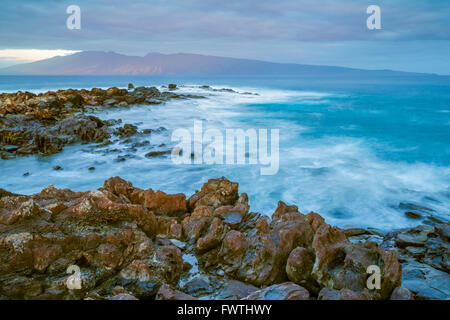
(0, 51, 441, 78)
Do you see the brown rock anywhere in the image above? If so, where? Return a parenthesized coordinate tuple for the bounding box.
(102, 176, 135, 201)
(306, 211, 325, 233)
(312, 222, 401, 299)
(169, 223, 183, 239)
(64, 190, 157, 236)
(197, 217, 226, 252)
(97, 243, 122, 269)
(0, 199, 49, 225)
(155, 245, 183, 284)
(214, 204, 314, 287)
(144, 189, 186, 216)
(182, 217, 209, 241)
(272, 201, 300, 220)
(256, 217, 270, 234)
(286, 246, 318, 293)
(156, 284, 197, 300)
(33, 244, 63, 272)
(188, 177, 238, 210)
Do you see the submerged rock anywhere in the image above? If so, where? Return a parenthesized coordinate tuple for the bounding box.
(114, 123, 138, 138)
(145, 150, 171, 158)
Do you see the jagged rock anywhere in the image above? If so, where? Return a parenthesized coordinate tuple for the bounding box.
(144, 190, 187, 216)
(188, 177, 239, 210)
(0, 176, 445, 300)
(62, 189, 157, 236)
(311, 221, 402, 299)
(215, 202, 314, 287)
(197, 217, 226, 252)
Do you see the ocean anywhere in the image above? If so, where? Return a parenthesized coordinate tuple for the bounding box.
(0, 75, 449, 231)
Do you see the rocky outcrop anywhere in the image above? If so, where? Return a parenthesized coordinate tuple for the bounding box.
(0, 176, 446, 300)
(0, 85, 204, 158)
(0, 85, 202, 119)
(0, 114, 110, 157)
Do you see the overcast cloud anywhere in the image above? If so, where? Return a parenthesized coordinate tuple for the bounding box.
(0, 0, 449, 73)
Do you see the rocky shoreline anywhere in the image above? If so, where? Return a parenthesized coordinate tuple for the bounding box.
(0, 176, 448, 300)
(0, 84, 448, 300)
(0, 84, 203, 159)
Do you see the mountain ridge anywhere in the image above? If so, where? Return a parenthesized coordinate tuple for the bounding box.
(0, 51, 444, 78)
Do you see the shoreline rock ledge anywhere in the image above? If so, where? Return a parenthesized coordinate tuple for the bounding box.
(0, 177, 447, 300)
(0, 85, 204, 159)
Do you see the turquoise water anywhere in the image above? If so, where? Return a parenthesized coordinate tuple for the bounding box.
(0, 75, 449, 231)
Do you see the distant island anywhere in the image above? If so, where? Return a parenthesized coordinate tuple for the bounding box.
(0, 51, 444, 78)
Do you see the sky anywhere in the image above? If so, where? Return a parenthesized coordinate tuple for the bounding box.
(0, 0, 449, 74)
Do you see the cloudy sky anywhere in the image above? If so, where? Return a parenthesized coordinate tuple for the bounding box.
(0, 0, 449, 74)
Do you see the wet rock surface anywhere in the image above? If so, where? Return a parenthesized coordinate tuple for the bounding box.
(378, 224, 450, 299)
(1, 176, 444, 300)
(0, 85, 204, 158)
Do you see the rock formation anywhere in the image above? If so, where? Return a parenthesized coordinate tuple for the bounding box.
(1, 176, 439, 300)
(0, 86, 204, 159)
